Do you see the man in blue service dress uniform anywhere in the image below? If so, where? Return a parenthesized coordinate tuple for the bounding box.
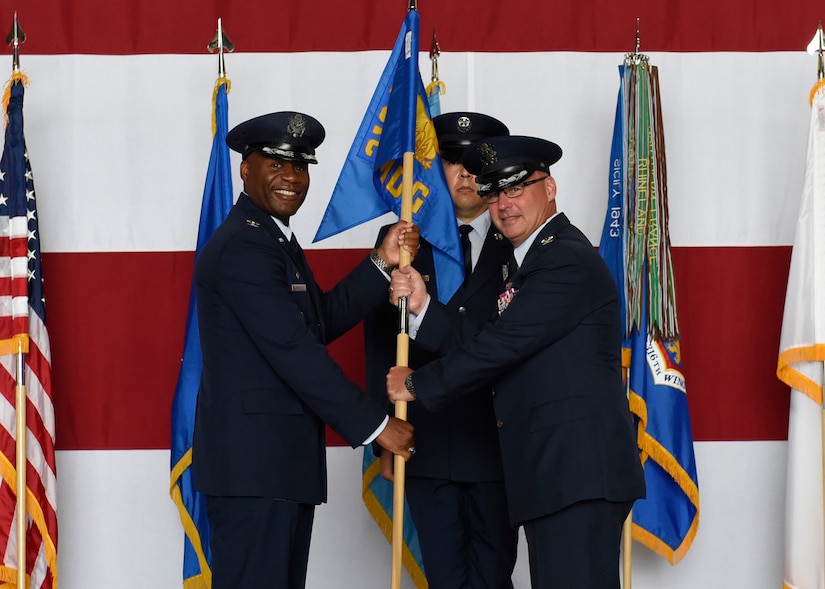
(387, 135, 646, 589)
(364, 112, 518, 589)
(192, 111, 417, 589)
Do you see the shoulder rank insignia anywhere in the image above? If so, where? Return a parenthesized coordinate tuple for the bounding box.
(246, 219, 261, 228)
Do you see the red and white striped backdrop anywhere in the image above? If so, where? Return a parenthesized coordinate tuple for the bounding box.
(1, 0, 814, 586)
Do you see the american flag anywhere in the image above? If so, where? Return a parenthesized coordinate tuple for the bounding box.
(0, 74, 58, 589)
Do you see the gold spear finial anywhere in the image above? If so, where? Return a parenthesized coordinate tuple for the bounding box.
(5, 12, 26, 74)
(626, 18, 649, 66)
(207, 18, 234, 78)
(806, 21, 825, 80)
(430, 28, 441, 83)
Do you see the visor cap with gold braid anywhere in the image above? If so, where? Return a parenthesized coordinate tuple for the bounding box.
(462, 135, 563, 197)
(226, 111, 325, 164)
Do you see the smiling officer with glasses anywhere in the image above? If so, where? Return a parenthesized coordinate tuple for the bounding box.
(386, 134, 645, 589)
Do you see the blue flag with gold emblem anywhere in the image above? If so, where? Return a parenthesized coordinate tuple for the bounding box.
(313, 10, 462, 303)
(169, 76, 234, 588)
(599, 62, 699, 565)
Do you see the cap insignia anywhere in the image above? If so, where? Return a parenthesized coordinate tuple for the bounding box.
(287, 114, 306, 138)
(457, 116, 471, 133)
(479, 142, 497, 165)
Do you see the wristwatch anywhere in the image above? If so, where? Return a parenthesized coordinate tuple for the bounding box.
(370, 249, 396, 274)
(404, 374, 417, 399)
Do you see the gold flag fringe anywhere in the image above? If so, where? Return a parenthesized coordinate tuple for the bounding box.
(0, 452, 58, 588)
(777, 343, 825, 404)
(169, 448, 212, 588)
(2, 71, 29, 129)
(810, 78, 825, 106)
(629, 387, 700, 564)
(361, 458, 429, 589)
(425, 80, 445, 98)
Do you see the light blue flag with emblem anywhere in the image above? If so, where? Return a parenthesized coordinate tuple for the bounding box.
(313, 9, 463, 303)
(599, 62, 699, 565)
(361, 444, 428, 589)
(426, 83, 443, 116)
(169, 76, 234, 589)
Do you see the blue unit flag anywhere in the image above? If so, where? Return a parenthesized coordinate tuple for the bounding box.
(313, 10, 463, 303)
(169, 77, 234, 589)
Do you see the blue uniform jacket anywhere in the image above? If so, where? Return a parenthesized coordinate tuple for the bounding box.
(193, 193, 388, 505)
(412, 213, 646, 525)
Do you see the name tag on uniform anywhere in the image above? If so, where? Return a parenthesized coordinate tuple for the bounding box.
(291, 284, 307, 292)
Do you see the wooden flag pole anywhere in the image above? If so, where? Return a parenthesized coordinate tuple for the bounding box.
(391, 150, 415, 589)
(621, 355, 633, 589)
(15, 342, 26, 589)
(622, 512, 632, 588)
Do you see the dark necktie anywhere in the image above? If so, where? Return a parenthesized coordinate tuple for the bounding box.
(506, 252, 519, 286)
(290, 234, 309, 277)
(459, 224, 473, 283)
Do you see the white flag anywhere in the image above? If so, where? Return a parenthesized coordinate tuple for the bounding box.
(779, 81, 825, 589)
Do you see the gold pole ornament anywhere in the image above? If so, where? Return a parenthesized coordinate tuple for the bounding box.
(426, 28, 446, 100)
(6, 12, 25, 74)
(626, 18, 647, 67)
(430, 28, 440, 83)
(207, 19, 233, 136)
(806, 22, 825, 104)
(207, 18, 234, 80)
(2, 12, 28, 126)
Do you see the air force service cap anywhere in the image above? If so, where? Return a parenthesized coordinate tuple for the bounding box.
(226, 111, 325, 164)
(462, 135, 563, 197)
(433, 112, 510, 163)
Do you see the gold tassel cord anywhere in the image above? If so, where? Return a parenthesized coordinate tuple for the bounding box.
(211, 75, 231, 137)
(2, 71, 29, 129)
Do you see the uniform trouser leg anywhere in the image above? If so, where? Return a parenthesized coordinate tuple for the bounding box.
(522, 498, 632, 589)
(406, 477, 518, 589)
(206, 495, 315, 589)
